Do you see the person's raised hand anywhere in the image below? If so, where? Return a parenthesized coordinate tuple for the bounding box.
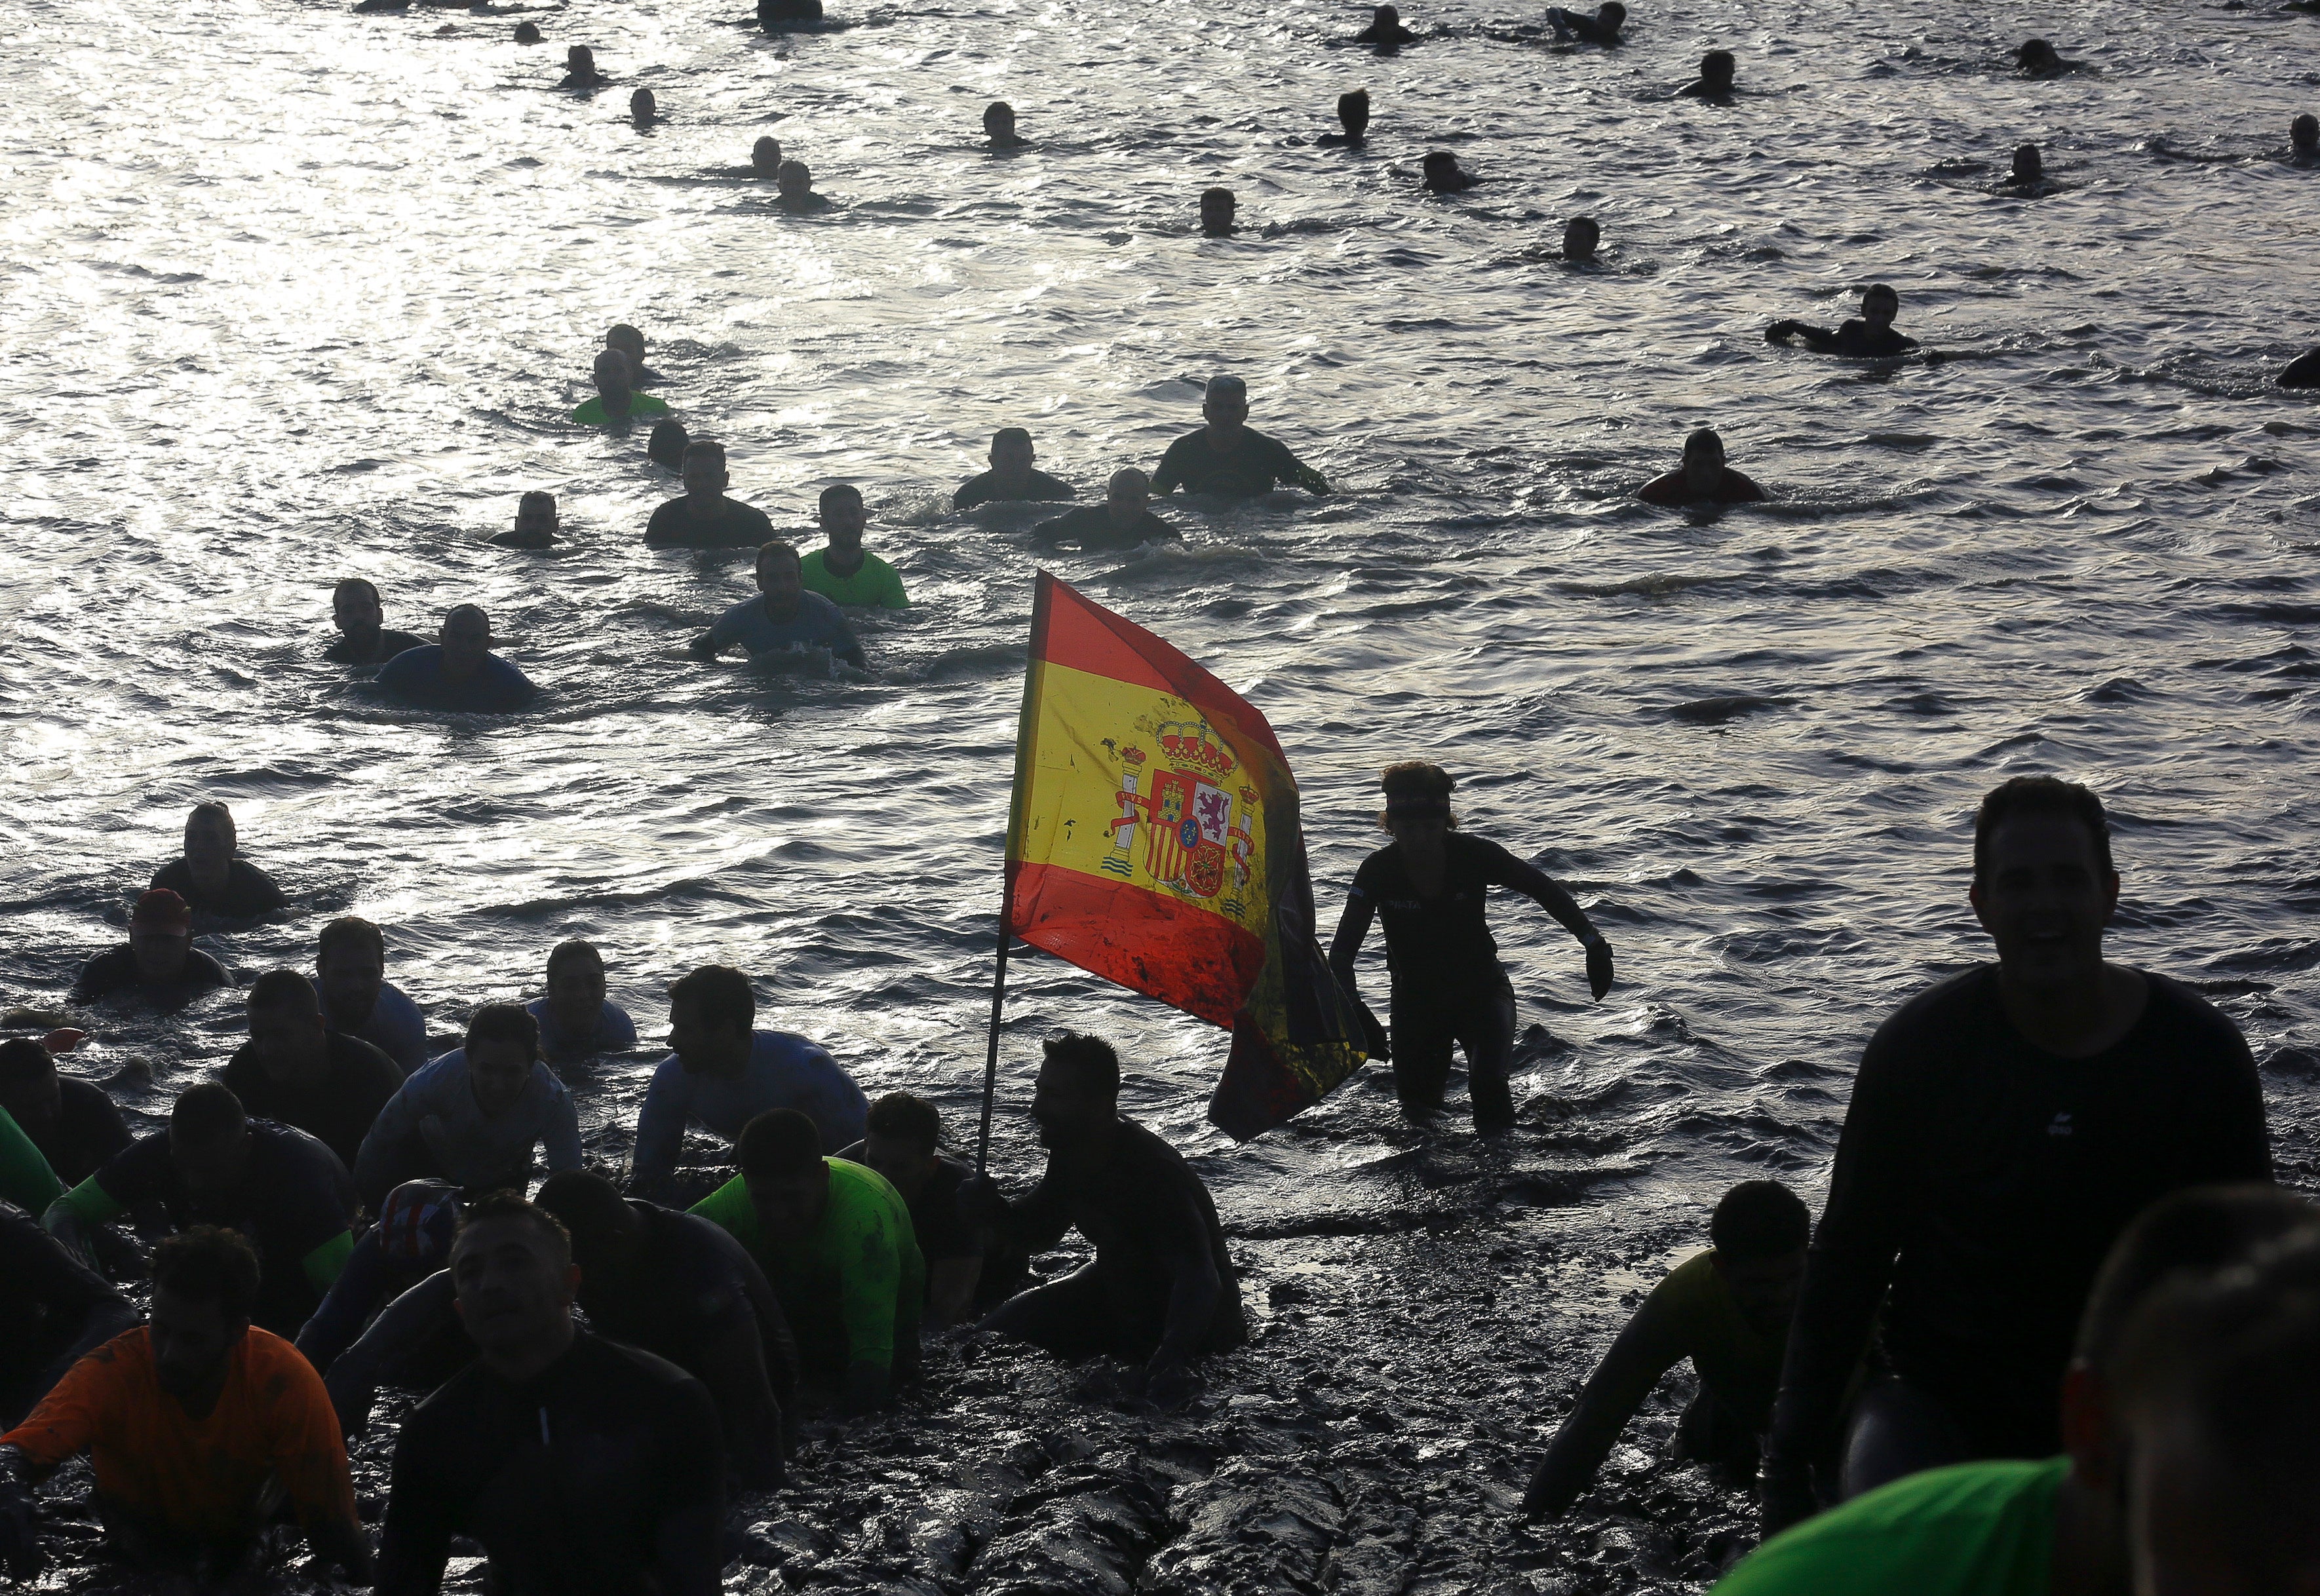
(1584, 938, 1614, 1000)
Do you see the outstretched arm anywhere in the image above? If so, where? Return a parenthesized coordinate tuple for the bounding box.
(1487, 845, 1613, 998)
(1766, 320, 1837, 349)
(1522, 1290, 1690, 1517)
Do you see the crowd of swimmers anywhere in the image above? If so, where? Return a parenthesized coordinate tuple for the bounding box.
(5, 769, 2319, 1595)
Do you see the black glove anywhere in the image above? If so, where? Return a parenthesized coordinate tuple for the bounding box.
(955, 1173, 1005, 1231)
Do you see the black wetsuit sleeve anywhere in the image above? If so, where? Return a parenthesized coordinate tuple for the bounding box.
(2180, 1007, 2271, 1183)
(994, 1168, 1075, 1256)
(1766, 1020, 1912, 1473)
(653, 1375, 729, 1596)
(376, 1407, 455, 1596)
(1472, 836, 1566, 905)
(1327, 858, 1384, 997)
(1528, 1287, 1693, 1515)
(1151, 437, 1195, 496)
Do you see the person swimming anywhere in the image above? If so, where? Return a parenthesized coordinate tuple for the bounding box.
(983, 101, 1026, 149)
(1636, 427, 1766, 505)
(606, 324, 659, 386)
(325, 577, 427, 665)
(1421, 150, 1477, 193)
(628, 88, 657, 125)
(749, 135, 782, 176)
(758, 0, 824, 31)
(374, 605, 537, 712)
(2280, 349, 2320, 389)
(1559, 215, 1600, 261)
(1031, 468, 1178, 551)
(690, 542, 868, 674)
(954, 427, 1077, 509)
(1767, 282, 1919, 358)
(2290, 113, 2318, 164)
(513, 20, 540, 42)
(1354, 4, 1416, 46)
(1678, 48, 1735, 100)
(1153, 375, 1330, 499)
(570, 350, 670, 426)
(2013, 37, 2080, 75)
(1317, 90, 1370, 146)
(1544, 1, 1623, 45)
(1199, 186, 1237, 235)
(491, 490, 560, 549)
(559, 45, 606, 88)
(1993, 142, 2054, 195)
(645, 439, 777, 548)
(775, 160, 830, 212)
(648, 417, 689, 468)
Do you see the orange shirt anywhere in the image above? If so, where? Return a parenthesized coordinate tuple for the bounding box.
(2, 1326, 357, 1543)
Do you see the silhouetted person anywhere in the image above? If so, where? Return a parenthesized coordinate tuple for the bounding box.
(571, 349, 670, 425)
(1768, 282, 1918, 358)
(2281, 349, 2320, 389)
(152, 801, 286, 919)
(492, 490, 560, 549)
(954, 427, 1076, 509)
(1318, 89, 1370, 146)
(606, 324, 659, 386)
(646, 439, 775, 548)
(513, 19, 540, 42)
(1560, 214, 1600, 261)
(629, 88, 657, 125)
(2015, 37, 2078, 76)
(1421, 150, 1477, 192)
(1355, 3, 1415, 45)
(1679, 49, 1735, 100)
(375, 605, 537, 713)
(648, 417, 689, 467)
(0, 1201, 135, 1430)
(2009, 143, 2043, 183)
(760, 0, 823, 29)
(775, 159, 830, 212)
(748, 135, 782, 176)
(1032, 468, 1178, 550)
(1636, 427, 1766, 505)
(325, 577, 425, 665)
(1153, 375, 1329, 498)
(0, 1038, 130, 1190)
(68, 890, 228, 1007)
(1199, 185, 1236, 235)
(2290, 113, 2317, 164)
(560, 45, 606, 88)
(1545, 1, 1623, 44)
(983, 100, 1025, 149)
(221, 968, 403, 1173)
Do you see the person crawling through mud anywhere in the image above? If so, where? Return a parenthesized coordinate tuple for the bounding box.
(1521, 1180, 1814, 1517)
(963, 1035, 1244, 1404)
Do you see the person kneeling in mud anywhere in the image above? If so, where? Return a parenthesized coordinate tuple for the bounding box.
(1521, 1181, 1815, 1518)
(1328, 762, 1613, 1135)
(962, 1035, 1244, 1404)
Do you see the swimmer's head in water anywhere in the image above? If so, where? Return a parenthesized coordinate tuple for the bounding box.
(629, 88, 655, 121)
(751, 134, 783, 175)
(1680, 427, 1730, 495)
(1860, 282, 1899, 326)
(1338, 90, 1371, 139)
(451, 1193, 577, 1360)
(1562, 214, 1600, 259)
(1595, 1, 1624, 28)
(1421, 150, 1466, 190)
(1371, 4, 1400, 25)
(607, 323, 646, 368)
(566, 45, 595, 73)
(184, 799, 237, 878)
(1106, 466, 1150, 518)
(149, 1228, 260, 1395)
(667, 962, 755, 1073)
(1202, 374, 1250, 438)
(592, 347, 632, 400)
(983, 100, 1017, 141)
(465, 1002, 541, 1118)
(680, 438, 728, 497)
(819, 482, 866, 547)
(754, 539, 804, 613)
(648, 418, 689, 468)
(440, 603, 493, 676)
(989, 426, 1036, 479)
(514, 489, 558, 539)
(245, 968, 325, 1076)
(2016, 38, 2060, 73)
(545, 938, 607, 1036)
(1032, 1032, 1121, 1150)
(862, 1092, 942, 1200)
(2011, 143, 2043, 181)
(130, 888, 195, 979)
(513, 20, 541, 43)
(2292, 114, 2317, 155)
(533, 1170, 640, 1276)
(1699, 49, 1735, 88)
(776, 159, 813, 199)
(332, 577, 383, 637)
(1199, 185, 1237, 235)
(0, 1038, 61, 1136)
(317, 915, 385, 1028)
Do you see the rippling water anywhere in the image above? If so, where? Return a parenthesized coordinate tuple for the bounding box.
(6, 0, 2320, 1584)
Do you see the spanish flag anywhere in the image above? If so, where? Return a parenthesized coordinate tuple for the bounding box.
(1003, 572, 1368, 1139)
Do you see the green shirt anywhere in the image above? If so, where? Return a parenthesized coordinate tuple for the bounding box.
(800, 548, 908, 609)
(570, 392, 671, 425)
(1712, 1458, 2066, 1596)
(0, 1104, 64, 1215)
(692, 1158, 923, 1381)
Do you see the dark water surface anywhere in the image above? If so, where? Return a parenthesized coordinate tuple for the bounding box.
(6, 0, 2320, 1585)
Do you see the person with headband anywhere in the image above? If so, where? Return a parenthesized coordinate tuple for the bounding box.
(68, 890, 229, 1007)
(1326, 763, 1614, 1136)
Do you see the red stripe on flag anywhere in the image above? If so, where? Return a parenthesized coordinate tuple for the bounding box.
(1005, 860, 1266, 1029)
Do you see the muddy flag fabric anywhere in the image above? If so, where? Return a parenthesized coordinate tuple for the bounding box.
(1003, 571, 1368, 1139)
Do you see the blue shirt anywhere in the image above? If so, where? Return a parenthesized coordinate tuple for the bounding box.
(354, 1050, 583, 1207)
(526, 997, 638, 1063)
(632, 1029, 868, 1186)
(709, 593, 861, 667)
(330, 981, 429, 1074)
(376, 645, 537, 712)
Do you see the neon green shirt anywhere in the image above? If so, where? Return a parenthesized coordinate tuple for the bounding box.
(692, 1158, 923, 1380)
(569, 393, 670, 425)
(800, 548, 908, 609)
(1712, 1458, 2066, 1596)
(0, 1105, 63, 1215)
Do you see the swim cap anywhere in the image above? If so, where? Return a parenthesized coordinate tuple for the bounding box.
(377, 1179, 462, 1270)
(1205, 375, 1248, 404)
(130, 889, 193, 933)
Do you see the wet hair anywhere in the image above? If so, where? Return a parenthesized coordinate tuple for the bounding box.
(169, 1083, 246, 1146)
(1108, 466, 1150, 496)
(1972, 774, 2114, 881)
(151, 1226, 261, 1321)
(682, 437, 726, 470)
(1201, 185, 1235, 207)
(983, 100, 1014, 123)
(1700, 48, 1735, 75)
(592, 348, 631, 384)
(1339, 90, 1370, 116)
(546, 938, 604, 978)
(1041, 1033, 1121, 1100)
(1377, 760, 1458, 827)
(567, 44, 595, 66)
(819, 482, 864, 512)
(628, 88, 655, 117)
(1862, 281, 1899, 306)
(1596, 1, 1624, 22)
(756, 538, 801, 571)
(648, 418, 689, 468)
(535, 1169, 634, 1246)
(513, 19, 540, 41)
(465, 1001, 540, 1058)
(752, 134, 782, 162)
(739, 1107, 824, 1179)
(456, 1189, 572, 1266)
(444, 603, 489, 634)
(2110, 1232, 2320, 1582)
(670, 963, 754, 1036)
(990, 427, 1033, 451)
(1710, 1179, 1811, 1261)
(2016, 37, 2059, 70)
(2012, 143, 2043, 178)
(318, 915, 385, 968)
(0, 1036, 56, 1084)
(186, 799, 235, 835)
(1566, 215, 1600, 245)
(518, 489, 556, 519)
(865, 1091, 942, 1154)
(2295, 114, 2319, 149)
(2076, 1184, 2319, 1369)
(777, 159, 811, 186)
(1682, 425, 1726, 459)
(247, 967, 320, 1016)
(333, 577, 381, 605)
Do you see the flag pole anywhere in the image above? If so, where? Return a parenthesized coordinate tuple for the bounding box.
(975, 880, 1013, 1175)
(978, 571, 1052, 1175)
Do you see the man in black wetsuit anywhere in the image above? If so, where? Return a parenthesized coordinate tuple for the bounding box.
(776, 161, 832, 212)
(535, 1169, 793, 1487)
(560, 44, 606, 88)
(1559, 215, 1600, 262)
(1678, 49, 1735, 100)
(1199, 186, 1236, 235)
(954, 427, 1077, 510)
(0, 1202, 136, 1428)
(840, 1092, 1023, 1325)
(326, 577, 427, 665)
(150, 802, 287, 918)
(1768, 283, 1918, 358)
(2014, 38, 2077, 77)
(1545, 1, 1623, 44)
(1151, 376, 1329, 501)
(1032, 468, 1178, 551)
(965, 1035, 1244, 1403)
(1759, 775, 2273, 1538)
(1328, 762, 1613, 1133)
(2292, 113, 2318, 165)
(760, 0, 822, 30)
(646, 438, 777, 548)
(0, 1038, 129, 1189)
(746, 135, 782, 177)
(493, 490, 560, 548)
(220, 969, 403, 1173)
(1317, 90, 1370, 147)
(983, 101, 1026, 149)
(1421, 151, 1478, 193)
(376, 1193, 725, 1596)
(1353, 3, 1414, 45)
(45, 1084, 359, 1336)
(69, 890, 229, 1006)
